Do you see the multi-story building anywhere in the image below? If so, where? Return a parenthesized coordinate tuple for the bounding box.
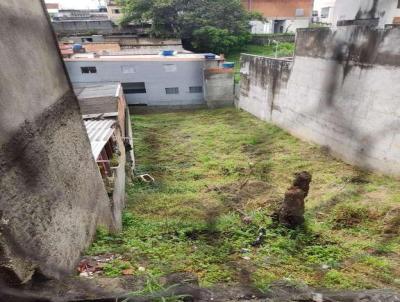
(332, 0, 400, 28)
(313, 0, 337, 24)
(45, 2, 59, 19)
(106, 0, 124, 23)
(241, 0, 313, 34)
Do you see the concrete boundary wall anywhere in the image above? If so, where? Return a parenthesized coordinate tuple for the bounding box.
(238, 27, 400, 175)
(0, 0, 113, 284)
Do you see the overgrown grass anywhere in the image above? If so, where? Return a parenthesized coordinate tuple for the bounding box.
(226, 43, 295, 82)
(88, 108, 400, 290)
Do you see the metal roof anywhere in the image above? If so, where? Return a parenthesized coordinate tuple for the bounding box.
(73, 83, 120, 99)
(84, 119, 115, 160)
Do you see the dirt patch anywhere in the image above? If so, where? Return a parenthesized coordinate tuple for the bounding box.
(206, 180, 270, 205)
(382, 206, 400, 237)
(142, 130, 160, 150)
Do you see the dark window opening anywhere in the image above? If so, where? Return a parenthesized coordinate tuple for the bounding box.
(81, 66, 97, 74)
(122, 82, 146, 94)
(113, 9, 120, 14)
(165, 87, 179, 94)
(398, 0, 400, 8)
(189, 86, 203, 93)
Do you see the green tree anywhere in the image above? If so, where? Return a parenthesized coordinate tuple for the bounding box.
(118, 0, 260, 54)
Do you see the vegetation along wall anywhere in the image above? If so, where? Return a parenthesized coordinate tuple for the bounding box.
(238, 27, 400, 175)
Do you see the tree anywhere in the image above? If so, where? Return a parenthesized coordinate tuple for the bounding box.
(118, 0, 259, 54)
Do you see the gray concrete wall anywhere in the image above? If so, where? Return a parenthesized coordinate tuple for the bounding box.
(238, 26, 400, 175)
(52, 20, 115, 35)
(65, 60, 206, 106)
(204, 69, 235, 108)
(0, 0, 113, 284)
(78, 96, 118, 114)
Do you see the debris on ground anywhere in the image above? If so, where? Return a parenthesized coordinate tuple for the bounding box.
(77, 254, 122, 277)
(137, 174, 155, 183)
(278, 171, 312, 228)
(205, 180, 270, 204)
(251, 228, 266, 247)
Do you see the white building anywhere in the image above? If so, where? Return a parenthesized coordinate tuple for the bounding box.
(65, 52, 231, 107)
(332, 0, 400, 28)
(313, 0, 336, 24)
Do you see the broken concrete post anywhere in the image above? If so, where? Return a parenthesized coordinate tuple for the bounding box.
(278, 171, 312, 228)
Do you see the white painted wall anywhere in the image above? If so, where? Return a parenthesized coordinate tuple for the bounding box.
(65, 59, 206, 106)
(250, 20, 273, 34)
(250, 18, 310, 34)
(332, 0, 400, 28)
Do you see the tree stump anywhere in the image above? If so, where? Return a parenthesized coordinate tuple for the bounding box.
(278, 171, 312, 228)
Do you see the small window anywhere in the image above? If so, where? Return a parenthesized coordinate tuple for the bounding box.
(122, 82, 146, 94)
(81, 66, 97, 74)
(113, 9, 120, 14)
(163, 64, 177, 72)
(121, 65, 136, 74)
(295, 8, 304, 17)
(321, 7, 330, 18)
(165, 87, 179, 94)
(189, 86, 203, 93)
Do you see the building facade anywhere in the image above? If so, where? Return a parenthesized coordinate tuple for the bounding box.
(313, 0, 337, 24)
(242, 0, 313, 34)
(332, 0, 400, 28)
(65, 54, 216, 106)
(106, 0, 124, 23)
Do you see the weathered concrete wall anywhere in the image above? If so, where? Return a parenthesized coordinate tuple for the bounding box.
(238, 26, 400, 175)
(51, 20, 115, 35)
(204, 68, 235, 108)
(0, 0, 113, 284)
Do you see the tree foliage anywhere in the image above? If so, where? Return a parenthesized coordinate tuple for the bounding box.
(118, 0, 260, 53)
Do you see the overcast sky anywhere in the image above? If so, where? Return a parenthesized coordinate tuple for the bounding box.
(46, 0, 332, 11)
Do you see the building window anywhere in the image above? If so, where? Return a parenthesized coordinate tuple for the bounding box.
(165, 87, 179, 94)
(112, 9, 120, 14)
(398, 0, 400, 8)
(189, 86, 203, 93)
(122, 82, 146, 94)
(121, 65, 136, 74)
(81, 66, 97, 74)
(163, 64, 177, 72)
(295, 8, 305, 17)
(321, 7, 330, 18)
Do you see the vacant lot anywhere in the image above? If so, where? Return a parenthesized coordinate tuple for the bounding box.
(89, 108, 400, 290)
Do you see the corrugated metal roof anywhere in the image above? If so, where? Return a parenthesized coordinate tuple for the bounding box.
(84, 119, 115, 160)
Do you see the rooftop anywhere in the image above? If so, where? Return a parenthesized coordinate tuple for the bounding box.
(84, 119, 116, 160)
(73, 83, 120, 99)
(65, 53, 220, 62)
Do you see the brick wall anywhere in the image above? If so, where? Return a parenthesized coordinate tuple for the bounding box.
(241, 0, 313, 18)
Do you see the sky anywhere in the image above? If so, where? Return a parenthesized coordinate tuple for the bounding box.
(47, 0, 333, 10)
